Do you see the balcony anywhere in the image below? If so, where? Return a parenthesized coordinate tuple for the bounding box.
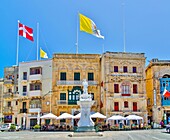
(113, 93, 146, 99)
(111, 72, 143, 78)
(29, 108, 41, 113)
(57, 80, 98, 86)
(3, 92, 13, 99)
(20, 109, 27, 113)
(57, 100, 97, 106)
(4, 79, 14, 85)
(3, 106, 13, 114)
(111, 109, 141, 113)
(28, 90, 42, 97)
(29, 74, 42, 81)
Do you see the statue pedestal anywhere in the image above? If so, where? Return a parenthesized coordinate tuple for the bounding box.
(77, 98, 95, 132)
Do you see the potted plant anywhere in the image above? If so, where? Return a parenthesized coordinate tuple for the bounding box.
(10, 124, 16, 132)
(33, 124, 41, 132)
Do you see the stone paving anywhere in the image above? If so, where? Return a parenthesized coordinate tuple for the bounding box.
(0, 129, 169, 140)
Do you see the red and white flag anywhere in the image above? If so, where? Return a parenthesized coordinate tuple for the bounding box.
(163, 88, 170, 98)
(19, 22, 34, 41)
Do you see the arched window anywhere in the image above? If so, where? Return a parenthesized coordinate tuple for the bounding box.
(124, 101, 128, 108)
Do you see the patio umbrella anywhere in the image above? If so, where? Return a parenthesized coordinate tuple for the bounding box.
(107, 115, 126, 121)
(90, 112, 106, 119)
(57, 113, 73, 119)
(40, 113, 58, 119)
(125, 115, 143, 120)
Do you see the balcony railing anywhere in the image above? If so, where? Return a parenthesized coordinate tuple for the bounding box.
(56, 80, 98, 86)
(113, 93, 146, 98)
(111, 109, 141, 112)
(20, 109, 27, 113)
(28, 90, 42, 97)
(3, 92, 13, 98)
(4, 79, 14, 85)
(3, 106, 12, 114)
(29, 108, 41, 113)
(29, 74, 42, 81)
(57, 100, 97, 106)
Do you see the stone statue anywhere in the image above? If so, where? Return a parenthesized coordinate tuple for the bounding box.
(82, 79, 88, 94)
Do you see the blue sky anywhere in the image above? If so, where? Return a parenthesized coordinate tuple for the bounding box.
(0, 0, 170, 78)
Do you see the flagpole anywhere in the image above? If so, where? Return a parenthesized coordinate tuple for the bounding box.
(76, 12, 79, 54)
(122, 2, 126, 52)
(16, 20, 20, 66)
(37, 23, 39, 60)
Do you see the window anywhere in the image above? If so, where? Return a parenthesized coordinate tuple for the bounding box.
(114, 102, 119, 111)
(8, 88, 12, 93)
(23, 86, 27, 92)
(122, 85, 130, 94)
(30, 67, 42, 75)
(133, 102, 137, 111)
(123, 66, 128, 72)
(23, 72, 27, 80)
(133, 84, 138, 93)
(114, 66, 118, 72)
(60, 93, 66, 100)
(133, 67, 137, 73)
(74, 72, 80, 80)
(124, 101, 128, 108)
(16, 101, 18, 105)
(114, 84, 119, 93)
(60, 72, 66, 80)
(8, 101, 11, 107)
(30, 83, 41, 91)
(88, 73, 94, 81)
(147, 98, 150, 105)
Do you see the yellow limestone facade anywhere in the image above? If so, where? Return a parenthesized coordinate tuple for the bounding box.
(145, 59, 170, 125)
(51, 54, 101, 125)
(101, 52, 147, 123)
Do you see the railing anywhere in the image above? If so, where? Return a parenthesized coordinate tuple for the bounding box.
(56, 80, 98, 85)
(20, 109, 27, 113)
(3, 92, 13, 98)
(3, 106, 12, 113)
(111, 109, 141, 112)
(57, 100, 97, 106)
(113, 93, 146, 98)
(4, 79, 14, 85)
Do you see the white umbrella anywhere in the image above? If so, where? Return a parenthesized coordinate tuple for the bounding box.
(40, 113, 58, 119)
(126, 115, 143, 120)
(57, 113, 73, 119)
(107, 115, 126, 121)
(90, 112, 106, 119)
(73, 113, 81, 119)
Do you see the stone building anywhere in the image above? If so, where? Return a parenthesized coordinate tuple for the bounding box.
(17, 59, 52, 129)
(145, 58, 170, 125)
(52, 53, 101, 125)
(3, 66, 19, 124)
(101, 52, 147, 123)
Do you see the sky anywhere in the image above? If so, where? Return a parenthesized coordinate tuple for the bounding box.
(0, 0, 170, 78)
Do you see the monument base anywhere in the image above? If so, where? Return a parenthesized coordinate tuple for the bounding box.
(68, 132, 103, 137)
(76, 126, 95, 132)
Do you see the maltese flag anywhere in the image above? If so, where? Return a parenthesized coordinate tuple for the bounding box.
(19, 22, 34, 41)
(163, 88, 170, 98)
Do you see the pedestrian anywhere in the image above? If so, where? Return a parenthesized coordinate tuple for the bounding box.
(160, 120, 164, 128)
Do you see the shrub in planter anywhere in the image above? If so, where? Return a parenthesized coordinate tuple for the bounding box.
(10, 124, 16, 131)
(33, 124, 41, 130)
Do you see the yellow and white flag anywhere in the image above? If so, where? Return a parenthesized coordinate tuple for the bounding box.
(79, 13, 104, 39)
(40, 48, 48, 58)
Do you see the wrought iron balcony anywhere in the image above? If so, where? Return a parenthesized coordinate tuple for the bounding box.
(56, 80, 98, 86)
